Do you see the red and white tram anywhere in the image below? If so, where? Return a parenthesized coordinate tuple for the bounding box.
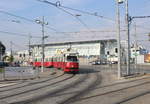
(32, 49, 79, 73)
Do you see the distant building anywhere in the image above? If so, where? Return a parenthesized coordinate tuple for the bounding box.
(0, 41, 6, 61)
(130, 44, 149, 64)
(12, 50, 30, 66)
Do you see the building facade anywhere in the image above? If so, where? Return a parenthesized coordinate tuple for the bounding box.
(31, 39, 117, 64)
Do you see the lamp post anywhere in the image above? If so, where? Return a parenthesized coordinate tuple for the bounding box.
(116, 0, 123, 79)
(35, 16, 48, 72)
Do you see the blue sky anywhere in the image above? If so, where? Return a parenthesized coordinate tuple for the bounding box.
(0, 0, 150, 51)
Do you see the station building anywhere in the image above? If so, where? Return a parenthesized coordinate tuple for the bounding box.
(30, 39, 117, 64)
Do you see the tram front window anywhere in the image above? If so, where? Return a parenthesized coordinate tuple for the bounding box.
(67, 56, 78, 62)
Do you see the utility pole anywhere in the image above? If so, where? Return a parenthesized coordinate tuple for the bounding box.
(41, 17, 45, 73)
(35, 16, 48, 72)
(28, 34, 32, 65)
(125, 0, 130, 75)
(134, 22, 137, 70)
(0, 48, 1, 61)
(149, 33, 150, 41)
(10, 41, 13, 64)
(10, 41, 13, 57)
(116, 0, 123, 79)
(10, 41, 13, 60)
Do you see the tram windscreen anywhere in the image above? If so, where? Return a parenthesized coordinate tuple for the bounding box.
(67, 56, 78, 62)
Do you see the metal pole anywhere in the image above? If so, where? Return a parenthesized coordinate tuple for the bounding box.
(10, 41, 12, 56)
(0, 46, 2, 61)
(41, 16, 45, 73)
(125, 0, 130, 75)
(28, 34, 31, 66)
(134, 22, 138, 73)
(35, 17, 48, 73)
(10, 41, 13, 64)
(116, 1, 121, 79)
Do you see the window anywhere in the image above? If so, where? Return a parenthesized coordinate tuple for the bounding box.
(23, 54, 26, 57)
(115, 48, 118, 53)
(34, 58, 37, 62)
(107, 51, 110, 55)
(19, 54, 22, 57)
(67, 56, 78, 62)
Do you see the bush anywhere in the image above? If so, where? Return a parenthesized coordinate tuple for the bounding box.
(0, 68, 4, 73)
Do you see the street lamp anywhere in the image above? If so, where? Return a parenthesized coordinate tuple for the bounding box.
(116, 0, 123, 79)
(116, 0, 131, 77)
(35, 16, 48, 72)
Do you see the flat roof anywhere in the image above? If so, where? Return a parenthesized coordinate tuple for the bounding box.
(30, 39, 116, 47)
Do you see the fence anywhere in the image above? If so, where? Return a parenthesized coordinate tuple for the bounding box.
(0, 66, 39, 81)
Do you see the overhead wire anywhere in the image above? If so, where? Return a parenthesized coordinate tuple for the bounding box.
(0, 9, 148, 40)
(54, 30, 126, 34)
(0, 10, 63, 34)
(57, 7, 91, 30)
(60, 4, 115, 22)
(37, 0, 98, 37)
(57, 7, 98, 37)
(37, 0, 115, 22)
(0, 10, 34, 23)
(0, 30, 41, 38)
(0, 10, 74, 40)
(11, 42, 28, 50)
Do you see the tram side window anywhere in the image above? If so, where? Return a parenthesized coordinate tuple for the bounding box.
(53, 58, 55, 62)
(58, 57, 60, 62)
(61, 57, 63, 62)
(38, 58, 41, 61)
(45, 58, 48, 62)
(54, 58, 56, 62)
(35, 58, 37, 62)
(55, 57, 57, 62)
(67, 56, 78, 62)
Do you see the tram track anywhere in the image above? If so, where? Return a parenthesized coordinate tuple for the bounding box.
(3, 66, 149, 104)
(114, 90, 150, 104)
(0, 72, 65, 92)
(75, 75, 150, 104)
(9, 72, 88, 104)
(58, 69, 102, 104)
(94, 75, 150, 90)
(3, 68, 90, 104)
(0, 73, 74, 100)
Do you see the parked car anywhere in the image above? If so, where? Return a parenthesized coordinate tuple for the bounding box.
(90, 60, 107, 65)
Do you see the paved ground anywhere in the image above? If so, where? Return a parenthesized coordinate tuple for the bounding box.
(74, 65, 150, 104)
(0, 65, 149, 104)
